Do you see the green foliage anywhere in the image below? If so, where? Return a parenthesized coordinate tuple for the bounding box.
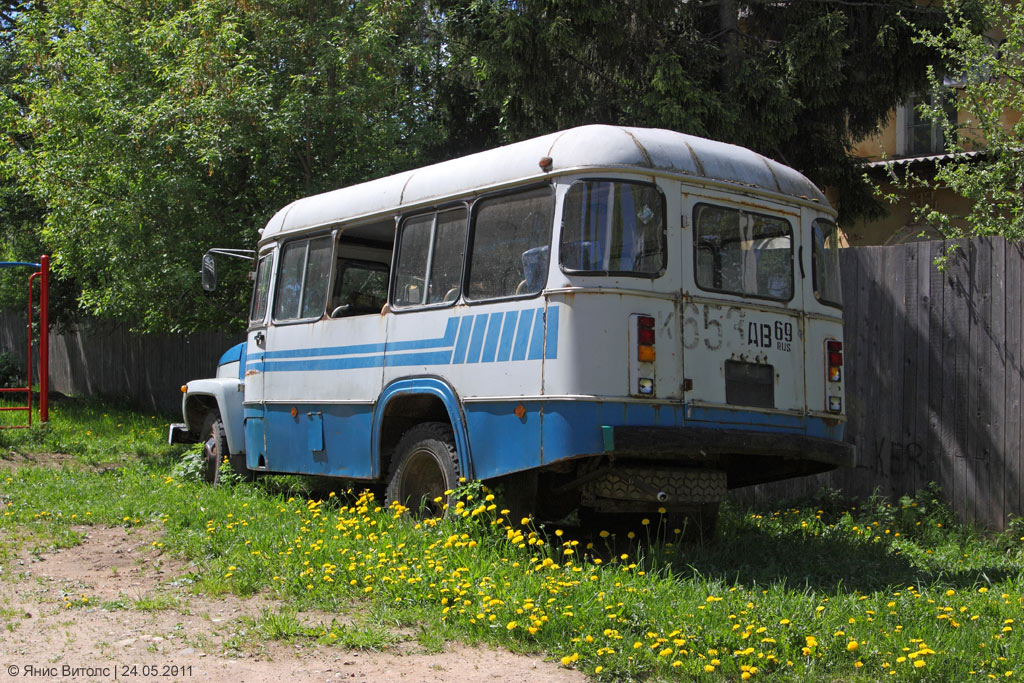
(0, 0, 965, 331)
(0, 349, 22, 388)
(905, 0, 1024, 241)
(2, 0, 444, 332)
(171, 442, 206, 483)
(435, 0, 951, 223)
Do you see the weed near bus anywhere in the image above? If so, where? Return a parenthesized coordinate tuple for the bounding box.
(1, 397, 1022, 681)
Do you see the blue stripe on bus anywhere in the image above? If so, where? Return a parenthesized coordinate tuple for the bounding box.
(254, 341, 386, 362)
(496, 311, 518, 362)
(465, 314, 489, 364)
(545, 306, 559, 359)
(249, 306, 554, 371)
(481, 312, 503, 363)
(386, 317, 459, 352)
(251, 317, 461, 363)
(511, 309, 535, 361)
(451, 315, 473, 364)
(527, 309, 545, 360)
(385, 350, 455, 367)
(263, 355, 386, 372)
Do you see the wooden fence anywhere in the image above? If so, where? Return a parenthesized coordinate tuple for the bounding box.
(3, 237, 1023, 528)
(740, 237, 1023, 530)
(0, 310, 242, 415)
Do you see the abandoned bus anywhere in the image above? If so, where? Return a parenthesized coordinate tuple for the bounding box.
(170, 125, 854, 534)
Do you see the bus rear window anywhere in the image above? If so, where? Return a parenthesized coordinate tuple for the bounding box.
(561, 180, 665, 276)
(812, 218, 843, 308)
(694, 204, 793, 301)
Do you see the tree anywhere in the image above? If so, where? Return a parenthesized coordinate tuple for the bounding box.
(907, 0, 1024, 241)
(2, 0, 444, 332)
(433, 0, 954, 222)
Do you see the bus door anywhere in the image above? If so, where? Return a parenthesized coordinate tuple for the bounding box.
(683, 192, 807, 426)
(243, 249, 274, 469)
(260, 234, 389, 477)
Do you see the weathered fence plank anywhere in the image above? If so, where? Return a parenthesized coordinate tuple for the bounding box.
(0, 311, 242, 415)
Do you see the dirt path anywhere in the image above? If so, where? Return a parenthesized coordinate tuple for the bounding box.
(0, 526, 587, 683)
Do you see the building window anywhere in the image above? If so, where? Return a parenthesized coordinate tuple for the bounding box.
(902, 93, 957, 157)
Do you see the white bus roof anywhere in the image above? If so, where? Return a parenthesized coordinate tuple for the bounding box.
(261, 125, 830, 239)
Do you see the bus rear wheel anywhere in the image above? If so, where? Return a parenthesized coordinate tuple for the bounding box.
(385, 422, 461, 518)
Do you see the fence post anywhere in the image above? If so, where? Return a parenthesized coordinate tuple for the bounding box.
(39, 254, 49, 424)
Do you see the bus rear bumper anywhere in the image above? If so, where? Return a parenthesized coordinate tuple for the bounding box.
(607, 425, 856, 489)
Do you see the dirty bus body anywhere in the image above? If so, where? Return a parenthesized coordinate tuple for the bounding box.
(170, 124, 854, 533)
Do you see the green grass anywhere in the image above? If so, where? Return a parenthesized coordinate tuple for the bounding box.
(1, 396, 1023, 680)
(0, 394, 178, 465)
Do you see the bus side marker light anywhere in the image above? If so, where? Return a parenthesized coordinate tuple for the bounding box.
(828, 396, 842, 413)
(638, 378, 654, 395)
(514, 403, 526, 419)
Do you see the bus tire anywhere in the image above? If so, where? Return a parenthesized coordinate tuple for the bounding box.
(385, 422, 461, 518)
(201, 414, 254, 485)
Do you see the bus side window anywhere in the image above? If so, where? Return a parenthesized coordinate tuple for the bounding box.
(466, 186, 554, 300)
(273, 234, 333, 321)
(329, 260, 389, 317)
(392, 207, 468, 309)
(248, 252, 274, 326)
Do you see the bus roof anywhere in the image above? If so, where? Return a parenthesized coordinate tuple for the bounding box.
(262, 125, 830, 239)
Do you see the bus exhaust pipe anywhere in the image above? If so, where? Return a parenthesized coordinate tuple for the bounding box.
(656, 491, 669, 503)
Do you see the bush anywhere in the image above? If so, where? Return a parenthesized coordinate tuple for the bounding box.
(0, 351, 24, 389)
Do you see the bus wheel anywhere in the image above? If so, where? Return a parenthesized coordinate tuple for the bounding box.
(385, 422, 461, 518)
(201, 415, 228, 485)
(201, 414, 254, 485)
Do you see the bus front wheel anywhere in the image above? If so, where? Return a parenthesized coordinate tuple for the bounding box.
(385, 422, 461, 518)
(201, 414, 253, 485)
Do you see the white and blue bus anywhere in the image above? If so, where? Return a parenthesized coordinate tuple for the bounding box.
(170, 125, 854, 533)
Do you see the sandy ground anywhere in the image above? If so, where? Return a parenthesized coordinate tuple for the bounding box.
(0, 521, 587, 683)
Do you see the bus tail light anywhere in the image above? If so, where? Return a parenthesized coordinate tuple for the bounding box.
(826, 340, 843, 382)
(637, 316, 655, 362)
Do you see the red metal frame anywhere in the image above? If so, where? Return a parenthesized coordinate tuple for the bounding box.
(0, 255, 49, 428)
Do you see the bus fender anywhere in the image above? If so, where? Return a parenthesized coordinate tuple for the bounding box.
(372, 378, 473, 480)
(180, 378, 246, 455)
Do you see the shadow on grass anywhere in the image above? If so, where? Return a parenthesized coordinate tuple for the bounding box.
(671, 522, 1015, 593)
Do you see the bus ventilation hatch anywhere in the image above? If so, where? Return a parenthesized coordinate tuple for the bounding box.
(724, 360, 774, 409)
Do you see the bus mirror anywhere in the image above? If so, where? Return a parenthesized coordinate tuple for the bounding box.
(201, 253, 217, 292)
